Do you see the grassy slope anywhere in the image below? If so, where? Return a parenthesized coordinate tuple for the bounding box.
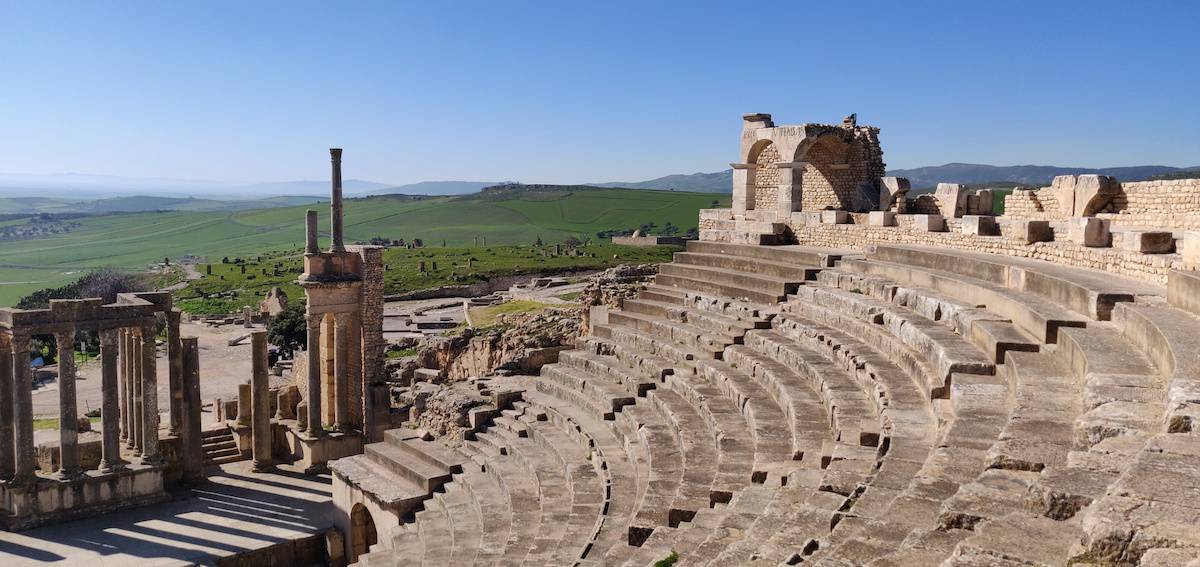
(179, 243, 677, 314)
(0, 188, 726, 307)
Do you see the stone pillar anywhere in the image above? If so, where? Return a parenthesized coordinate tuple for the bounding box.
(180, 337, 203, 483)
(330, 148, 345, 252)
(236, 383, 252, 427)
(243, 306, 254, 329)
(775, 163, 803, 213)
(140, 321, 162, 465)
(119, 328, 128, 443)
(123, 328, 135, 448)
(305, 313, 323, 436)
(305, 210, 320, 255)
(0, 335, 13, 481)
(11, 335, 35, 483)
(167, 309, 183, 437)
(55, 328, 81, 479)
(133, 328, 145, 454)
(334, 314, 351, 431)
(250, 330, 274, 472)
(731, 164, 754, 214)
(99, 329, 123, 473)
(348, 312, 363, 431)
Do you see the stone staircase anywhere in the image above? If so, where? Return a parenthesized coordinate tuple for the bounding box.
(348, 240, 1200, 566)
(201, 425, 243, 465)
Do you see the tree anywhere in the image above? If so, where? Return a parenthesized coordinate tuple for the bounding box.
(534, 235, 543, 246)
(267, 303, 307, 358)
(563, 235, 582, 248)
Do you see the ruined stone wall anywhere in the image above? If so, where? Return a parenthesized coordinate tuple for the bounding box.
(788, 220, 1182, 284)
(1098, 178, 1200, 229)
(753, 143, 780, 210)
(800, 143, 838, 210)
(356, 247, 385, 386)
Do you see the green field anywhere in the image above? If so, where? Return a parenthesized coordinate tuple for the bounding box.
(0, 187, 727, 306)
(179, 243, 678, 314)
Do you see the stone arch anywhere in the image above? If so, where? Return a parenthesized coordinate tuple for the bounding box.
(349, 503, 378, 560)
(795, 135, 849, 211)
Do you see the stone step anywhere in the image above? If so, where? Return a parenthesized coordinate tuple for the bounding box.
(415, 497, 454, 567)
(1112, 301, 1200, 434)
(558, 348, 660, 397)
(867, 245, 1152, 321)
(364, 442, 455, 493)
(686, 240, 851, 267)
(383, 429, 467, 474)
(841, 258, 1088, 344)
(658, 263, 799, 299)
(673, 251, 820, 281)
(987, 351, 1077, 473)
(330, 454, 431, 518)
(655, 272, 784, 306)
(607, 310, 730, 357)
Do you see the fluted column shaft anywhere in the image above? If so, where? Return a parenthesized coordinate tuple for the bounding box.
(0, 335, 13, 481)
(334, 314, 351, 431)
(55, 328, 81, 479)
(167, 310, 183, 436)
(99, 329, 123, 473)
(140, 321, 162, 465)
(305, 313, 323, 436)
(133, 329, 144, 454)
(11, 335, 34, 482)
(330, 148, 345, 252)
(119, 328, 129, 443)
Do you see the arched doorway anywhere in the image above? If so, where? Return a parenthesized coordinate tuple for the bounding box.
(350, 503, 378, 560)
(748, 140, 780, 211)
(797, 136, 845, 211)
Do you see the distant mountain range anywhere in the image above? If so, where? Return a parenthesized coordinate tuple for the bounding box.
(3, 163, 1198, 212)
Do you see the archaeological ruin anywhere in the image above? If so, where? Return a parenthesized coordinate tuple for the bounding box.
(2, 116, 1199, 566)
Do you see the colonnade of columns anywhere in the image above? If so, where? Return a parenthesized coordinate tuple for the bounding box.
(300, 310, 358, 436)
(0, 313, 182, 485)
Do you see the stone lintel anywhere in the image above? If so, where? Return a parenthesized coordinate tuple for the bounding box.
(774, 161, 809, 169)
(730, 163, 756, 170)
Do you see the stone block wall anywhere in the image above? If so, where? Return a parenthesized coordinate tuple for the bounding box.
(753, 143, 780, 210)
(1098, 178, 1200, 229)
(785, 220, 1183, 284)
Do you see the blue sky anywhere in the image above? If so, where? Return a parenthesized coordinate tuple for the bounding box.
(2, 1, 1198, 186)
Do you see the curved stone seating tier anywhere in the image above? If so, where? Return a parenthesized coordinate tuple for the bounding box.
(866, 245, 1160, 321)
(840, 257, 1090, 344)
(349, 242, 1200, 565)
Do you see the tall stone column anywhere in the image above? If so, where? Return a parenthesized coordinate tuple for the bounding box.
(167, 309, 184, 437)
(118, 328, 128, 443)
(139, 321, 162, 465)
(330, 148, 345, 252)
(180, 337, 203, 483)
(0, 334, 13, 481)
(123, 328, 136, 448)
(11, 334, 35, 483)
(305, 210, 320, 255)
(99, 329, 123, 473)
(305, 312, 323, 436)
(334, 313, 351, 432)
(55, 328, 81, 479)
(133, 328, 144, 454)
(250, 330, 274, 472)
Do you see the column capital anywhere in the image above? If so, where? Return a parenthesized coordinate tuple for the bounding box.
(140, 320, 157, 338)
(99, 328, 119, 345)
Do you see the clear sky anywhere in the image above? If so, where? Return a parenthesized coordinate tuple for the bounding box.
(2, 1, 1198, 186)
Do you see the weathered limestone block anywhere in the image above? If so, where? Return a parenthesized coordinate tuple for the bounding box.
(1009, 220, 1053, 244)
(961, 215, 999, 236)
(1067, 217, 1111, 247)
(879, 177, 910, 212)
(1074, 174, 1121, 216)
(1121, 231, 1175, 254)
(868, 211, 896, 227)
(821, 210, 849, 225)
(906, 214, 945, 232)
(1183, 231, 1200, 268)
(1051, 175, 1077, 217)
(934, 183, 969, 218)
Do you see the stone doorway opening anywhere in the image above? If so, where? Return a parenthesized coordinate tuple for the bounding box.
(350, 503, 377, 560)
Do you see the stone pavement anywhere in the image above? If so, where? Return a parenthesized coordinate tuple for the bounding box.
(0, 461, 334, 566)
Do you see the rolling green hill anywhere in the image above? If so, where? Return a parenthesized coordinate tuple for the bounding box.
(0, 187, 728, 306)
